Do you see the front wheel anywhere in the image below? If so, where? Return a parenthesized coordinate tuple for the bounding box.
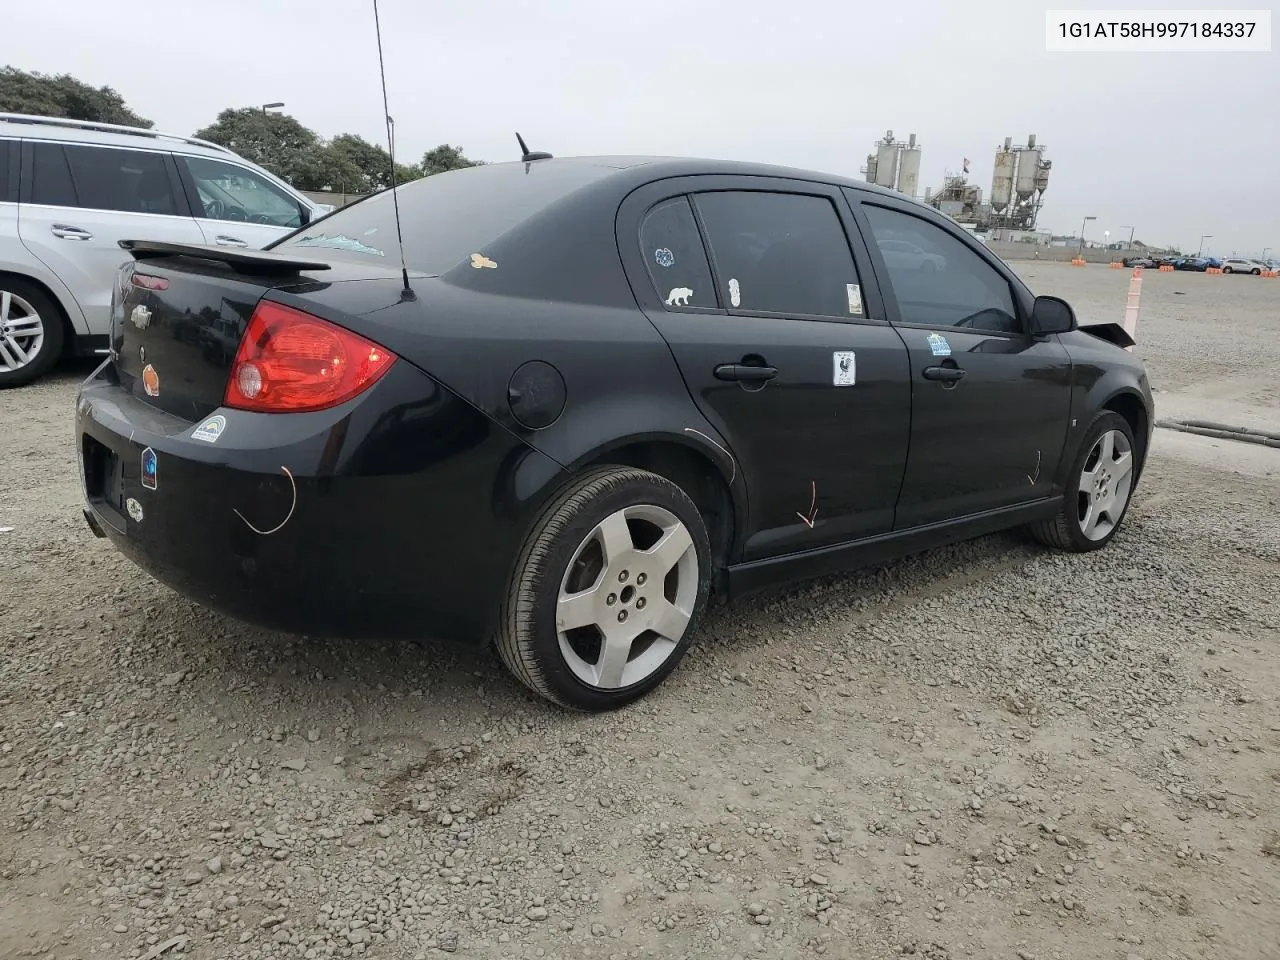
(495, 467, 712, 710)
(1030, 411, 1138, 552)
(1252, 268, 1261, 275)
(1223, 266, 1233, 274)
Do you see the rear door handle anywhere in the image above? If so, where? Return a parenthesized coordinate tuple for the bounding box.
(922, 365, 966, 382)
(215, 235, 248, 247)
(51, 224, 93, 240)
(714, 363, 778, 383)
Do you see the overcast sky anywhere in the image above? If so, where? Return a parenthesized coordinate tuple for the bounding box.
(8, 0, 1277, 254)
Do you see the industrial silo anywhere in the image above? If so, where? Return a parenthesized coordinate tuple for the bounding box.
(897, 134, 922, 198)
(1034, 158, 1051, 195)
(865, 154, 878, 184)
(1015, 137, 1041, 202)
(991, 138, 1015, 212)
(874, 131, 899, 189)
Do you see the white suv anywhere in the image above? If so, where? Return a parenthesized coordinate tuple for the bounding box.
(0, 113, 331, 387)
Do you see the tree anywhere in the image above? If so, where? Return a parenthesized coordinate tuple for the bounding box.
(0, 67, 152, 127)
(420, 144, 480, 177)
(194, 108, 325, 188)
(325, 133, 420, 192)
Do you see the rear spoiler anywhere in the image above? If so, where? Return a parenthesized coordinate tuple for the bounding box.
(118, 239, 331, 275)
(1078, 321, 1135, 349)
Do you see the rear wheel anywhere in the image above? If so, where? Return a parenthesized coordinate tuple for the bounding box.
(495, 467, 711, 711)
(0, 278, 65, 388)
(1031, 411, 1137, 552)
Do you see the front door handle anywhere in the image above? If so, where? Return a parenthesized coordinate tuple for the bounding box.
(51, 224, 93, 240)
(922, 365, 966, 382)
(215, 235, 248, 247)
(714, 363, 778, 383)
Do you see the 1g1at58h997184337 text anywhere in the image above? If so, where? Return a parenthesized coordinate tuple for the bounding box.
(1045, 9, 1272, 52)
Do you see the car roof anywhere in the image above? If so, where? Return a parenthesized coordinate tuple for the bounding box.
(0, 112, 235, 160)
(532, 153, 914, 196)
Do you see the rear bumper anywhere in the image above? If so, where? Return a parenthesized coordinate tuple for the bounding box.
(74, 359, 563, 642)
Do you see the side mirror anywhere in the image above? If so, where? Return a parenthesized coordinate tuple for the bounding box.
(1030, 295, 1076, 336)
(299, 205, 313, 226)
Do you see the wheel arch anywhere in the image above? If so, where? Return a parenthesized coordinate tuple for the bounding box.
(0, 268, 81, 350)
(1101, 389, 1150, 476)
(565, 432, 743, 598)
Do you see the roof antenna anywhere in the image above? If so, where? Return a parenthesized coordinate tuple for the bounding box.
(516, 132, 553, 163)
(372, 0, 414, 300)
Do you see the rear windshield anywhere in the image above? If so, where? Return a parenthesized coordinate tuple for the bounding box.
(273, 160, 615, 274)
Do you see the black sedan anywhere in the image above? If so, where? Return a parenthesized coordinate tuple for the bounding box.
(75, 154, 1155, 711)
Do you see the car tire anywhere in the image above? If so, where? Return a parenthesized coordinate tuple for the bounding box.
(495, 466, 712, 711)
(1223, 266, 1233, 274)
(1251, 268, 1261, 275)
(0, 278, 65, 389)
(1030, 410, 1138, 553)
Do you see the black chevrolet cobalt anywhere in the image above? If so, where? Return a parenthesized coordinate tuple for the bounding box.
(76, 154, 1154, 711)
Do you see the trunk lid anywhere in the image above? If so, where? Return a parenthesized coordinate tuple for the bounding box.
(110, 240, 406, 423)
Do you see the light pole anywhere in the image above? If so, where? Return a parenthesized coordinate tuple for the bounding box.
(1119, 224, 1135, 251)
(262, 101, 285, 116)
(1076, 216, 1096, 258)
(1104, 229, 1111, 250)
(1198, 234, 1212, 257)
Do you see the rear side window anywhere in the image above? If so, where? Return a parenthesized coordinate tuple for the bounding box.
(639, 197, 716, 310)
(0, 139, 14, 203)
(62, 144, 180, 215)
(693, 191, 863, 319)
(29, 143, 76, 207)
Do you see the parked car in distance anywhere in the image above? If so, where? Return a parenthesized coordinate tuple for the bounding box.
(1176, 256, 1219, 272)
(877, 237, 947, 273)
(1220, 257, 1264, 275)
(76, 154, 1155, 711)
(0, 113, 331, 387)
(1122, 256, 1157, 268)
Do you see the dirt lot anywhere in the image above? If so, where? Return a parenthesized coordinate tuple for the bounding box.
(2, 263, 1278, 960)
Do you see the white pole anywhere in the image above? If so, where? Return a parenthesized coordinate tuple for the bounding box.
(1123, 267, 1143, 349)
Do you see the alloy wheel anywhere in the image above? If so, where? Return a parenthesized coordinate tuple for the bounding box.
(0, 290, 45, 373)
(1077, 428, 1134, 541)
(555, 503, 698, 690)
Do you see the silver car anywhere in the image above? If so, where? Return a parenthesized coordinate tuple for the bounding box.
(0, 113, 331, 387)
(1219, 257, 1265, 275)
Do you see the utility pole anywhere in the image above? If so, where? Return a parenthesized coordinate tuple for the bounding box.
(1119, 224, 1135, 251)
(1077, 216, 1096, 258)
(1198, 234, 1212, 257)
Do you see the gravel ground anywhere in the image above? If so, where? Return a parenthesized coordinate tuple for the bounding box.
(2, 265, 1278, 960)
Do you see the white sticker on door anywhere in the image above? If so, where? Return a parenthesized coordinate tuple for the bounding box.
(728, 277, 741, 308)
(832, 351, 856, 387)
(846, 283, 863, 316)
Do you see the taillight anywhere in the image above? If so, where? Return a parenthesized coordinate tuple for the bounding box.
(224, 301, 398, 413)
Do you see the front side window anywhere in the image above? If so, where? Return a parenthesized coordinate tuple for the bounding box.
(694, 191, 863, 319)
(862, 204, 1019, 333)
(639, 196, 716, 310)
(184, 156, 303, 229)
(62, 144, 180, 215)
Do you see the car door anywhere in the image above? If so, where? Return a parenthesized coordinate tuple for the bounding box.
(17, 141, 204, 335)
(617, 177, 912, 562)
(847, 191, 1073, 530)
(175, 154, 308, 249)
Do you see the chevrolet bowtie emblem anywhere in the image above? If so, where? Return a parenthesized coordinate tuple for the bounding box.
(131, 305, 151, 330)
